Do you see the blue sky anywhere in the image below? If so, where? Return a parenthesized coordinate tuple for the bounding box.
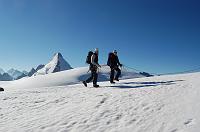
(0, 0, 200, 74)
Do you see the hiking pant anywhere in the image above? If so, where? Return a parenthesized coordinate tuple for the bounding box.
(110, 67, 121, 82)
(86, 67, 98, 85)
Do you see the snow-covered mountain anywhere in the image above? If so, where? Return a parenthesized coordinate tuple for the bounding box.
(0, 68, 28, 81)
(0, 68, 5, 74)
(22, 70, 29, 75)
(27, 65, 45, 77)
(28, 68, 37, 77)
(7, 68, 24, 80)
(16, 73, 27, 80)
(35, 64, 45, 71)
(34, 53, 72, 76)
(0, 73, 13, 81)
(0, 71, 200, 132)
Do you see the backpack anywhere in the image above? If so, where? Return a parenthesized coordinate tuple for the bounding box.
(86, 51, 93, 64)
(107, 52, 114, 66)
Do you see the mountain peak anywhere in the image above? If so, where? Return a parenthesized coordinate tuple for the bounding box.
(34, 53, 72, 75)
(52, 52, 63, 61)
(54, 52, 62, 57)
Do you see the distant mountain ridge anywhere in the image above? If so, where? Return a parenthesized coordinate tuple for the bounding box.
(7, 69, 25, 80)
(0, 53, 73, 81)
(0, 73, 13, 81)
(0, 68, 5, 75)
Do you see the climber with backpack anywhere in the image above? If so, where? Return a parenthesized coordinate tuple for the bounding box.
(107, 50, 122, 84)
(83, 48, 101, 88)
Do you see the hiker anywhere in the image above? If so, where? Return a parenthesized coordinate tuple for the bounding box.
(83, 48, 101, 87)
(107, 50, 122, 83)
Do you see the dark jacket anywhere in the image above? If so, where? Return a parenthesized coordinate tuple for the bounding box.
(108, 53, 121, 68)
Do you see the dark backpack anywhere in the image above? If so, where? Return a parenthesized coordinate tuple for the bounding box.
(86, 51, 93, 64)
(107, 52, 114, 66)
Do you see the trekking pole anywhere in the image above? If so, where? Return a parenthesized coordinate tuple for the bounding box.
(98, 67, 101, 73)
(87, 67, 90, 73)
(123, 65, 142, 72)
(121, 65, 126, 72)
(97, 64, 102, 73)
(123, 65, 127, 71)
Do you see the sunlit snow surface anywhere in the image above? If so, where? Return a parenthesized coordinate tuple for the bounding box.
(0, 70, 199, 132)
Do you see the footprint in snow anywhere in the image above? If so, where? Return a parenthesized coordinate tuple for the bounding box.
(100, 98, 107, 104)
(34, 100, 46, 104)
(184, 119, 194, 126)
(96, 97, 107, 108)
(3, 97, 17, 100)
(143, 106, 150, 111)
(171, 129, 178, 132)
(115, 114, 122, 120)
(127, 118, 137, 125)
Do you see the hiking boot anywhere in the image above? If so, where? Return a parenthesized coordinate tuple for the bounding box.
(115, 78, 119, 81)
(93, 84, 99, 88)
(110, 81, 115, 84)
(82, 81, 87, 87)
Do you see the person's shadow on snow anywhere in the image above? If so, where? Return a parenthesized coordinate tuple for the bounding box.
(109, 80, 184, 89)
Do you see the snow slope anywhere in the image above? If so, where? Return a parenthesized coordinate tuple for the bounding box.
(0, 72, 200, 132)
(34, 53, 72, 76)
(0, 66, 143, 89)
